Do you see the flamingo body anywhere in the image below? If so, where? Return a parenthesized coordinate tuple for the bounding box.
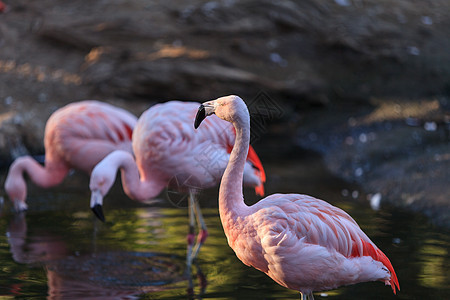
(134, 101, 264, 192)
(226, 193, 398, 294)
(4, 100, 137, 211)
(194, 95, 399, 298)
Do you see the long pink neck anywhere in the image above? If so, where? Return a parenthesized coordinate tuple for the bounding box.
(218, 110, 250, 227)
(10, 156, 68, 188)
(4, 156, 68, 208)
(122, 159, 165, 201)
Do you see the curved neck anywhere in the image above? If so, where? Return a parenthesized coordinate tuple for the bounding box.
(119, 154, 165, 201)
(218, 113, 250, 223)
(8, 156, 68, 188)
(95, 151, 164, 201)
(5, 156, 68, 209)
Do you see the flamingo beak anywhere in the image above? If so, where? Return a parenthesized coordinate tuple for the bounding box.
(194, 104, 206, 129)
(194, 102, 215, 129)
(90, 190, 105, 222)
(92, 204, 105, 222)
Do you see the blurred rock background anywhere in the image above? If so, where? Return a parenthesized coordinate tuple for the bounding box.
(0, 0, 449, 226)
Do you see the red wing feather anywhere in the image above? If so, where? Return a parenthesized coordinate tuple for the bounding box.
(351, 239, 400, 294)
(227, 128, 266, 196)
(247, 145, 266, 196)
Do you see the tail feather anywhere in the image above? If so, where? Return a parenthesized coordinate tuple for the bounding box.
(351, 240, 400, 294)
(247, 145, 266, 196)
(375, 248, 400, 294)
(254, 183, 265, 197)
(227, 129, 265, 196)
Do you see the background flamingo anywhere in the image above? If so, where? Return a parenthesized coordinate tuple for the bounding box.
(4, 100, 137, 211)
(89, 100, 266, 268)
(0, 1, 6, 13)
(194, 95, 400, 300)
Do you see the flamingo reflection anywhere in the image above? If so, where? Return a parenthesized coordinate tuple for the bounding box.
(6, 213, 207, 299)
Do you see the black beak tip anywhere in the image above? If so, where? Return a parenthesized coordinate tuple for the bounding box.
(92, 204, 105, 222)
(194, 105, 206, 129)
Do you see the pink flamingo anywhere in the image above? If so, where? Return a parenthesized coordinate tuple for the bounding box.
(89, 101, 266, 267)
(194, 95, 400, 299)
(0, 1, 7, 13)
(4, 100, 137, 211)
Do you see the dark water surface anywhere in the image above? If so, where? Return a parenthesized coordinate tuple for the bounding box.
(0, 153, 449, 299)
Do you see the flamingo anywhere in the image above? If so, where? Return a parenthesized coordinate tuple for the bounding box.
(4, 100, 137, 211)
(194, 95, 400, 299)
(0, 1, 6, 13)
(89, 101, 266, 268)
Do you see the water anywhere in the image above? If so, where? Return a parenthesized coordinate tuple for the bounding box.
(0, 153, 449, 299)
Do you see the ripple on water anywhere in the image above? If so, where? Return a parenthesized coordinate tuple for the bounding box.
(45, 251, 186, 297)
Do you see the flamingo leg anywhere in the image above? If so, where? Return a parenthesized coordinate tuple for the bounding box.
(300, 292, 315, 300)
(190, 190, 208, 262)
(186, 261, 207, 298)
(186, 192, 196, 271)
(186, 269, 194, 298)
(195, 261, 207, 296)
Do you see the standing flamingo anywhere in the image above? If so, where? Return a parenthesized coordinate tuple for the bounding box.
(194, 95, 400, 299)
(89, 101, 266, 267)
(4, 100, 137, 211)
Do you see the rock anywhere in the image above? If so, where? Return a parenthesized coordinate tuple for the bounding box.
(82, 51, 324, 103)
(296, 99, 450, 228)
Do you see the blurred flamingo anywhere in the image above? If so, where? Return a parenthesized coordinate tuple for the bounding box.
(194, 95, 399, 300)
(0, 1, 6, 13)
(4, 100, 137, 211)
(89, 101, 266, 267)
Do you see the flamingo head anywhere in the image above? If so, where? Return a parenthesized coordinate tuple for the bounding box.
(5, 185, 28, 212)
(4, 165, 29, 212)
(89, 164, 116, 222)
(194, 95, 248, 128)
